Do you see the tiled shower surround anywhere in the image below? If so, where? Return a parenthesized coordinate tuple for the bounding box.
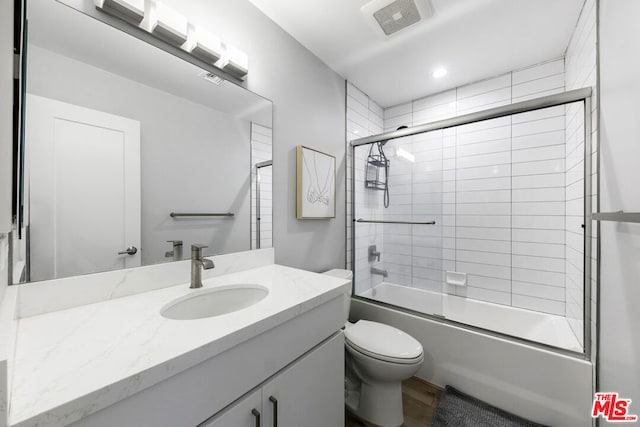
(346, 83, 384, 291)
(348, 33, 596, 348)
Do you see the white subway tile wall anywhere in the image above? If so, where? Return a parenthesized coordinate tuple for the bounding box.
(565, 0, 597, 353)
(510, 104, 568, 315)
(376, 59, 577, 316)
(251, 124, 272, 249)
(346, 83, 385, 295)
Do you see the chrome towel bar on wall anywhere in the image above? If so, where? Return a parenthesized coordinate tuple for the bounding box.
(170, 212, 235, 218)
(355, 218, 436, 225)
(592, 211, 640, 223)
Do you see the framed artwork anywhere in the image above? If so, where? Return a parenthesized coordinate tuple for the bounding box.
(296, 145, 336, 219)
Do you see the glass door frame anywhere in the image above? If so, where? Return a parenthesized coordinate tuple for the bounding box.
(254, 160, 272, 249)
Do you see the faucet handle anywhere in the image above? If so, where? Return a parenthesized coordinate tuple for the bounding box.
(191, 244, 208, 257)
(165, 240, 183, 259)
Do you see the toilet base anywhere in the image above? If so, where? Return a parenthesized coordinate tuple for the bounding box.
(347, 379, 404, 427)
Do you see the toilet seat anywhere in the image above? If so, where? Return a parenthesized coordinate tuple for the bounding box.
(346, 339, 423, 365)
(345, 320, 423, 364)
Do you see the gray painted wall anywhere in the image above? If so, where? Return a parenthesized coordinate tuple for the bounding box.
(26, 45, 253, 270)
(598, 0, 640, 412)
(161, 0, 347, 272)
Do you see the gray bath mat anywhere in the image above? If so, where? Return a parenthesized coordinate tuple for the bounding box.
(431, 386, 547, 427)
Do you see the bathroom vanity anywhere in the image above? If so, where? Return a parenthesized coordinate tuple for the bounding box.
(1, 249, 350, 427)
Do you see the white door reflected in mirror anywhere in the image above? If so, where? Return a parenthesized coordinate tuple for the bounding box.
(27, 94, 141, 281)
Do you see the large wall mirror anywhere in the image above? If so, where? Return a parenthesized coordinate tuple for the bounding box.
(12, 0, 273, 283)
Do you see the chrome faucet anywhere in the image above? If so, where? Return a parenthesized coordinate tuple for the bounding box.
(371, 267, 388, 278)
(165, 240, 183, 261)
(190, 244, 215, 289)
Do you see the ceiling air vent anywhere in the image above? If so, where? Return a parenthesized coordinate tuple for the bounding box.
(362, 0, 433, 37)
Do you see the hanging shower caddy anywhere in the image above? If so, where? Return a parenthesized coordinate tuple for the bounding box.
(365, 142, 389, 190)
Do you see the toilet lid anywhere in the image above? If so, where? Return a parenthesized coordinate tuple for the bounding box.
(344, 320, 423, 360)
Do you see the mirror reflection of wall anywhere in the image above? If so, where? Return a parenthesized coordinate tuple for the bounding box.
(251, 125, 273, 250)
(17, 0, 272, 283)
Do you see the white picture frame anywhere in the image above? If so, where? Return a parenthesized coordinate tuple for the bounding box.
(296, 145, 336, 219)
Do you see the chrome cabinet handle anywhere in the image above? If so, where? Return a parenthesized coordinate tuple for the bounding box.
(269, 396, 278, 427)
(117, 246, 137, 255)
(251, 408, 261, 427)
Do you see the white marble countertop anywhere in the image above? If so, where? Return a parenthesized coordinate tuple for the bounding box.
(9, 265, 350, 427)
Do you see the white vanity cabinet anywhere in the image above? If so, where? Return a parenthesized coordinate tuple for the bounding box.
(201, 332, 344, 427)
(64, 293, 347, 427)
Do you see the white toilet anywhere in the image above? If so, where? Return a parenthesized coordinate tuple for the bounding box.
(324, 269, 424, 427)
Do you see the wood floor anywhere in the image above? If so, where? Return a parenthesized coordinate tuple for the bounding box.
(345, 377, 443, 427)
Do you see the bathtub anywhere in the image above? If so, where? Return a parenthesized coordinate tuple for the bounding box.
(351, 283, 594, 427)
(359, 282, 582, 352)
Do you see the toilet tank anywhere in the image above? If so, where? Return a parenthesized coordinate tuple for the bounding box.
(323, 269, 353, 324)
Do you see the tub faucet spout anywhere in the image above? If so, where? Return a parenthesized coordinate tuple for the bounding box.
(371, 267, 388, 278)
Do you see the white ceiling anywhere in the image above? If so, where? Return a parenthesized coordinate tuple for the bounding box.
(248, 0, 585, 107)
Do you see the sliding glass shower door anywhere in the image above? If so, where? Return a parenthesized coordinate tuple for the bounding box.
(350, 90, 592, 355)
(352, 130, 445, 317)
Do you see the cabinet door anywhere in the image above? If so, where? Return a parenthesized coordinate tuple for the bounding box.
(261, 332, 344, 427)
(199, 388, 262, 427)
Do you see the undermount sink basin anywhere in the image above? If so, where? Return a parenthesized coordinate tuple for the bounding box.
(161, 285, 269, 320)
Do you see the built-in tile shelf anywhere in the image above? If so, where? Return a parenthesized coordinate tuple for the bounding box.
(592, 211, 640, 223)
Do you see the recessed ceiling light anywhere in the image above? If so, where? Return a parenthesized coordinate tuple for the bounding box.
(432, 67, 447, 78)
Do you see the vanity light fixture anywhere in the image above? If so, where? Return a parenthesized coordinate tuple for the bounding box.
(219, 44, 249, 80)
(187, 26, 224, 65)
(95, 0, 249, 80)
(148, 1, 188, 47)
(94, 0, 145, 25)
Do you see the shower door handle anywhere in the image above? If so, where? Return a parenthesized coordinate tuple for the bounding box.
(356, 218, 436, 225)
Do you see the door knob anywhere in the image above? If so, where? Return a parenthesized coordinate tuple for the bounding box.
(118, 246, 138, 256)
